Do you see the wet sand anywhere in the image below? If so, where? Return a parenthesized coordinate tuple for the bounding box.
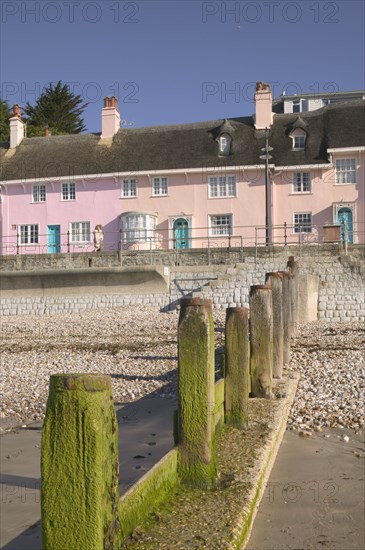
(246, 428, 365, 550)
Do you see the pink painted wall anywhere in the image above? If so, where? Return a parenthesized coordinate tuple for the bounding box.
(0, 170, 268, 254)
(1, 152, 363, 255)
(272, 152, 365, 244)
(119, 171, 266, 248)
(1, 180, 121, 254)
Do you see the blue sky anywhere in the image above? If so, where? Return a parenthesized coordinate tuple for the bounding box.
(1, 0, 364, 132)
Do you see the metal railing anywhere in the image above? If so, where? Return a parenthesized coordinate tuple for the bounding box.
(1, 223, 364, 264)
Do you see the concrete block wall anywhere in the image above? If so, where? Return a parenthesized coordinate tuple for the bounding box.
(169, 254, 365, 322)
(1, 247, 364, 320)
(0, 294, 170, 316)
(0, 252, 122, 271)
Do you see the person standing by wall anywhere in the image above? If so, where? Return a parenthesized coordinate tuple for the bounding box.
(94, 224, 104, 252)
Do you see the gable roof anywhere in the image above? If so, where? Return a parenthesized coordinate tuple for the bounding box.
(1, 100, 364, 182)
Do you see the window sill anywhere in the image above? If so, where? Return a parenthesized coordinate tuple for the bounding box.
(208, 196, 237, 199)
(120, 196, 137, 199)
(289, 192, 313, 196)
(333, 182, 356, 186)
(151, 194, 169, 198)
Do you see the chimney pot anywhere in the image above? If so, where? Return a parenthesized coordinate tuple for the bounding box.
(103, 96, 118, 109)
(254, 82, 274, 130)
(12, 103, 22, 118)
(9, 105, 25, 148)
(101, 96, 120, 139)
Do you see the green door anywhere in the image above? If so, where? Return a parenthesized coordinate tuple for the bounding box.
(48, 225, 61, 253)
(337, 208, 353, 243)
(173, 218, 189, 249)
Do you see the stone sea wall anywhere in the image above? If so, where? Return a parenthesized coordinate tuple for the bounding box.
(1, 247, 364, 320)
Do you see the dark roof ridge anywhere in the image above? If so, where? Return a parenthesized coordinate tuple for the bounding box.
(20, 133, 100, 144)
(274, 89, 365, 101)
(273, 100, 365, 122)
(116, 116, 252, 134)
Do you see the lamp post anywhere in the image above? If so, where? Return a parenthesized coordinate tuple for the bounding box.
(260, 128, 273, 245)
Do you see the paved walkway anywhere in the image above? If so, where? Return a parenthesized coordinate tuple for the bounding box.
(247, 428, 365, 550)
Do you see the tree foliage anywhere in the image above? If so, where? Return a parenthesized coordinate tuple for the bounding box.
(24, 81, 88, 136)
(0, 98, 11, 142)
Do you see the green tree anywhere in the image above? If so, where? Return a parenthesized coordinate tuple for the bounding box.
(0, 98, 11, 142)
(24, 81, 88, 136)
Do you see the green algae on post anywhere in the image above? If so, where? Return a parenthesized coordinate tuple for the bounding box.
(225, 307, 250, 428)
(287, 256, 299, 336)
(119, 450, 179, 541)
(278, 271, 292, 365)
(41, 374, 119, 550)
(177, 298, 216, 488)
(249, 285, 273, 399)
(265, 272, 284, 379)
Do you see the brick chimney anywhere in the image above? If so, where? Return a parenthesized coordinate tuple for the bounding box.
(254, 82, 273, 130)
(101, 96, 120, 139)
(9, 104, 25, 148)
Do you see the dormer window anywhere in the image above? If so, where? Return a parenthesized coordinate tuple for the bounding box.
(218, 133, 231, 156)
(290, 128, 307, 150)
(294, 135, 305, 149)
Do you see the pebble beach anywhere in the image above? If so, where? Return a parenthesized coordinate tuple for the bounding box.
(0, 306, 364, 433)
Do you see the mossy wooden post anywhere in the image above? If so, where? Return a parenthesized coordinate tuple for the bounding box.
(278, 271, 292, 365)
(265, 272, 284, 378)
(177, 298, 216, 488)
(41, 374, 119, 550)
(225, 307, 250, 428)
(249, 285, 273, 399)
(287, 256, 299, 336)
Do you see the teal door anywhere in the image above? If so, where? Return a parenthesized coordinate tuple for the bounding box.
(48, 225, 61, 253)
(337, 208, 353, 243)
(173, 218, 189, 249)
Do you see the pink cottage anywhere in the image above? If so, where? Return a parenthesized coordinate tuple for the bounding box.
(0, 83, 364, 254)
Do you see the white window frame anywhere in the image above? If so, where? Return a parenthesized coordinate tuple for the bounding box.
(62, 182, 76, 201)
(209, 176, 236, 198)
(293, 212, 312, 233)
(218, 134, 232, 156)
(69, 221, 90, 244)
(293, 135, 306, 150)
(18, 224, 39, 245)
(32, 184, 46, 203)
(292, 99, 308, 113)
(122, 213, 157, 242)
(152, 177, 168, 196)
(219, 136, 228, 153)
(209, 214, 232, 236)
(335, 159, 356, 184)
(293, 172, 311, 193)
(121, 178, 137, 197)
